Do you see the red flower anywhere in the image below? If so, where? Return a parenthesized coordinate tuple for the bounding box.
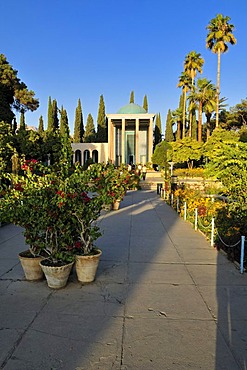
(56, 190, 65, 198)
(14, 183, 24, 192)
(74, 241, 81, 249)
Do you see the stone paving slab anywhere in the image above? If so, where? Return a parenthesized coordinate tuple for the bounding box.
(0, 190, 247, 370)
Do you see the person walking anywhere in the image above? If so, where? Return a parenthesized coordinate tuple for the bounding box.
(142, 164, 147, 180)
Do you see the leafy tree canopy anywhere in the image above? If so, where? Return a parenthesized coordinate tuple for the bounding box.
(203, 127, 239, 161)
(0, 54, 39, 123)
(151, 140, 172, 168)
(205, 141, 247, 203)
(170, 137, 202, 168)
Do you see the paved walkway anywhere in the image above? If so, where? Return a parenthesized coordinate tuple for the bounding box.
(0, 190, 246, 370)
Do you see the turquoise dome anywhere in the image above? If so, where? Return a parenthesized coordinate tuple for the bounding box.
(117, 103, 147, 114)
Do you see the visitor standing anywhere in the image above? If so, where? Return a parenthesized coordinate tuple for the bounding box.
(137, 163, 142, 176)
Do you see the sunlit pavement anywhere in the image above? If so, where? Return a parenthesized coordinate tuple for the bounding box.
(0, 190, 246, 370)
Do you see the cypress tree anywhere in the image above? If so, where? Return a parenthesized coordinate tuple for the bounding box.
(165, 109, 174, 142)
(47, 96, 53, 131)
(60, 107, 72, 164)
(52, 99, 59, 130)
(143, 95, 148, 112)
(154, 113, 162, 148)
(191, 112, 197, 140)
(84, 114, 96, 143)
(96, 94, 107, 142)
(19, 111, 26, 130)
(73, 98, 84, 143)
(176, 95, 184, 140)
(129, 91, 134, 103)
(47, 97, 59, 132)
(38, 115, 44, 134)
(60, 106, 70, 137)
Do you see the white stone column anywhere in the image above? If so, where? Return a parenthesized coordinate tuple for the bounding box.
(135, 118, 139, 164)
(148, 117, 153, 163)
(107, 118, 112, 162)
(121, 118, 125, 164)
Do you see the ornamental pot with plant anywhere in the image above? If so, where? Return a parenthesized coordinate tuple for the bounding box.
(0, 160, 108, 286)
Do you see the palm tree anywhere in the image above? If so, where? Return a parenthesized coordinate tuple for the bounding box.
(187, 92, 197, 138)
(184, 51, 204, 134)
(172, 107, 183, 141)
(177, 72, 192, 138)
(206, 14, 236, 128)
(188, 78, 216, 142)
(203, 90, 217, 141)
(184, 51, 204, 86)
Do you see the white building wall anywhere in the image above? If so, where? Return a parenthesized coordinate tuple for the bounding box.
(72, 143, 109, 164)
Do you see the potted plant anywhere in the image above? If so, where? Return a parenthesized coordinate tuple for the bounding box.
(0, 160, 117, 286)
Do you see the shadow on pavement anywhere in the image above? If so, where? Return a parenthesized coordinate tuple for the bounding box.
(0, 190, 246, 369)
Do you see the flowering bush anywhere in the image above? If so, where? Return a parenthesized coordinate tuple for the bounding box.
(0, 159, 140, 263)
(0, 160, 110, 263)
(173, 187, 224, 239)
(89, 163, 139, 203)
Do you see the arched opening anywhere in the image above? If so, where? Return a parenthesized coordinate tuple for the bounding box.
(92, 150, 99, 163)
(83, 149, 90, 166)
(75, 150, 82, 165)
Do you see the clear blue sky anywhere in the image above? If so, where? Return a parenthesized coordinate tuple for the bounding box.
(1, 0, 246, 134)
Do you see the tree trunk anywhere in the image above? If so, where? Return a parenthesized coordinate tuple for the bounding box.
(216, 50, 221, 128)
(182, 89, 187, 138)
(176, 121, 181, 140)
(198, 102, 203, 142)
(206, 112, 212, 141)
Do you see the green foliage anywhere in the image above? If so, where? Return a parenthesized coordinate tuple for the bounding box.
(73, 98, 84, 143)
(47, 96, 53, 131)
(143, 95, 148, 112)
(15, 129, 44, 161)
(0, 121, 15, 172)
(191, 111, 197, 140)
(224, 98, 247, 130)
(205, 141, 247, 202)
(0, 54, 39, 123)
(206, 14, 236, 54)
(96, 94, 107, 142)
(165, 109, 174, 142)
(203, 127, 239, 161)
(84, 113, 96, 143)
(60, 107, 72, 164)
(129, 91, 134, 103)
(19, 111, 26, 130)
(154, 113, 162, 148)
(0, 161, 135, 260)
(42, 131, 63, 164)
(171, 137, 202, 168)
(173, 167, 205, 178)
(151, 140, 172, 168)
(184, 51, 204, 83)
(47, 97, 59, 132)
(38, 116, 44, 134)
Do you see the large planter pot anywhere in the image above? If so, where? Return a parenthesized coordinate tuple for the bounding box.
(40, 260, 74, 289)
(19, 250, 44, 281)
(75, 248, 102, 283)
(112, 199, 121, 211)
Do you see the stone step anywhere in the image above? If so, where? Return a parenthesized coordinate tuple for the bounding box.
(140, 179, 164, 190)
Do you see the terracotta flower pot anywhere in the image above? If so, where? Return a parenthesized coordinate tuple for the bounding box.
(40, 260, 74, 289)
(75, 248, 102, 283)
(112, 199, 121, 211)
(19, 250, 44, 281)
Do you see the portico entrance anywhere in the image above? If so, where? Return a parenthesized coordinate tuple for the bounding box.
(107, 103, 156, 166)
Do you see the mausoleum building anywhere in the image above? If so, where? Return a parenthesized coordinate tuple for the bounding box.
(72, 103, 156, 166)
